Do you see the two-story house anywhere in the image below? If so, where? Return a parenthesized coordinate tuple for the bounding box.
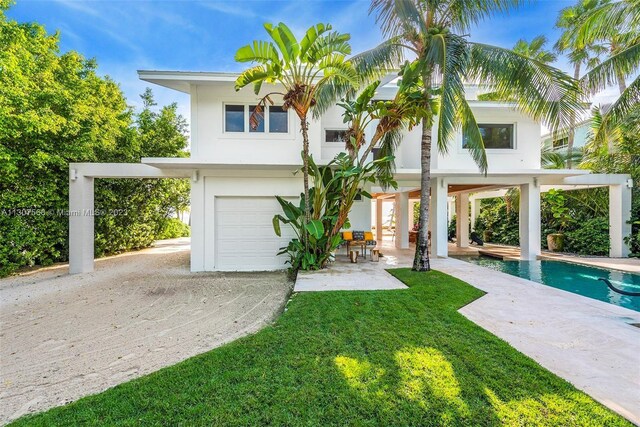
(67, 71, 633, 274)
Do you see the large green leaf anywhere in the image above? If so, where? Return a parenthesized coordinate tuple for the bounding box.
(305, 219, 324, 240)
(272, 215, 282, 237)
(235, 41, 280, 64)
(276, 196, 301, 222)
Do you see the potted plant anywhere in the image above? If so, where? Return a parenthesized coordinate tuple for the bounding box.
(545, 189, 573, 252)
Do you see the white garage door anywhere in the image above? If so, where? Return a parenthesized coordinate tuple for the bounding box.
(215, 197, 296, 271)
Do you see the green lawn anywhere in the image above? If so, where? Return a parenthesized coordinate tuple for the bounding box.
(12, 269, 630, 426)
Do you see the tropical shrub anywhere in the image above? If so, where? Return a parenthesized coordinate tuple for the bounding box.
(273, 152, 394, 271)
(565, 217, 610, 255)
(0, 7, 189, 275)
(157, 218, 191, 240)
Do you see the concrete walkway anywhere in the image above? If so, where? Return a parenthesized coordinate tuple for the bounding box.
(299, 241, 640, 423)
(437, 256, 640, 424)
(294, 251, 407, 291)
(0, 239, 292, 424)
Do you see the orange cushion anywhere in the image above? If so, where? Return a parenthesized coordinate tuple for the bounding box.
(342, 231, 353, 240)
(364, 231, 374, 240)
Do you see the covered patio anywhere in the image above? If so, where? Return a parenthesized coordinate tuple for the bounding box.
(371, 169, 633, 259)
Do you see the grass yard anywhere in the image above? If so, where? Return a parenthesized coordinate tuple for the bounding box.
(12, 269, 631, 426)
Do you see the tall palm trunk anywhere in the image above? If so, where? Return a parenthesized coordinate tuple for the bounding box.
(413, 74, 433, 271)
(615, 67, 627, 94)
(413, 116, 432, 271)
(566, 62, 580, 169)
(300, 118, 311, 250)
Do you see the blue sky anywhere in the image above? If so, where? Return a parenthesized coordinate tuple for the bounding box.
(9, 0, 606, 117)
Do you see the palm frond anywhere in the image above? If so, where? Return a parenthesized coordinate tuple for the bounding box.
(299, 23, 331, 59)
(306, 31, 352, 63)
(580, 41, 640, 94)
(263, 23, 297, 64)
(369, 0, 427, 37)
(445, 0, 524, 32)
(591, 75, 640, 146)
(457, 98, 488, 174)
(312, 79, 357, 119)
(235, 65, 275, 92)
(575, 0, 640, 47)
(433, 33, 469, 156)
(374, 127, 403, 188)
(235, 40, 280, 64)
(467, 42, 581, 133)
(350, 37, 404, 83)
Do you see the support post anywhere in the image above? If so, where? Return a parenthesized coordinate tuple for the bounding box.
(456, 193, 469, 248)
(519, 180, 541, 260)
(470, 197, 481, 231)
(190, 173, 205, 271)
(375, 198, 383, 241)
(69, 172, 95, 274)
(609, 184, 632, 257)
(431, 178, 449, 257)
(395, 192, 409, 249)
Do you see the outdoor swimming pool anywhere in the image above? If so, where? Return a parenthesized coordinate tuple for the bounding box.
(453, 256, 640, 312)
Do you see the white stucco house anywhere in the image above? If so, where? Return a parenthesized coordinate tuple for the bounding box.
(68, 71, 633, 274)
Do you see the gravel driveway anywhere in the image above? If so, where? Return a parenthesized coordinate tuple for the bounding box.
(0, 238, 292, 424)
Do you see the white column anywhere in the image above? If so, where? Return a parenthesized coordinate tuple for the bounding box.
(456, 193, 469, 248)
(190, 172, 205, 271)
(431, 178, 449, 257)
(375, 198, 383, 241)
(470, 197, 481, 231)
(447, 197, 455, 225)
(408, 200, 416, 232)
(609, 184, 632, 257)
(69, 172, 95, 274)
(395, 192, 409, 249)
(519, 180, 541, 260)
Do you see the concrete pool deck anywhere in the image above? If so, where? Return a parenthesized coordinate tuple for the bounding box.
(450, 243, 640, 273)
(296, 242, 640, 424)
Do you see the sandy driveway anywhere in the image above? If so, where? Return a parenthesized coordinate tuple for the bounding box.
(0, 238, 292, 424)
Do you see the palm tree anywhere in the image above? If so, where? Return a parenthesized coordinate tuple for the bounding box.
(513, 35, 557, 63)
(555, 0, 609, 166)
(566, 0, 640, 146)
(234, 23, 358, 235)
(358, 0, 580, 271)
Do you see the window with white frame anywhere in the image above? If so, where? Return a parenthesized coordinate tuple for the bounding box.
(552, 136, 568, 149)
(463, 123, 514, 149)
(224, 104, 289, 134)
(325, 129, 349, 143)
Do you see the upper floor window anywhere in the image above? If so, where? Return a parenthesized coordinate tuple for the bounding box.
(325, 129, 348, 143)
(464, 123, 514, 149)
(224, 104, 288, 134)
(269, 106, 288, 133)
(225, 105, 245, 132)
(552, 136, 568, 149)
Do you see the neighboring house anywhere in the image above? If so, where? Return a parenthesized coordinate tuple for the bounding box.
(541, 119, 591, 151)
(68, 72, 633, 274)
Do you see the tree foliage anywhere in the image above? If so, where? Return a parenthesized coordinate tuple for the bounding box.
(0, 9, 189, 275)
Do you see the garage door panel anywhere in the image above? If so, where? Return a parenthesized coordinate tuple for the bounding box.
(215, 197, 296, 271)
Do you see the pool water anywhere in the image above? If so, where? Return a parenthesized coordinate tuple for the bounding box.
(453, 256, 640, 312)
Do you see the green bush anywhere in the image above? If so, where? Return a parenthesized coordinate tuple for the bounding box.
(0, 9, 190, 275)
(157, 218, 191, 240)
(564, 217, 610, 255)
